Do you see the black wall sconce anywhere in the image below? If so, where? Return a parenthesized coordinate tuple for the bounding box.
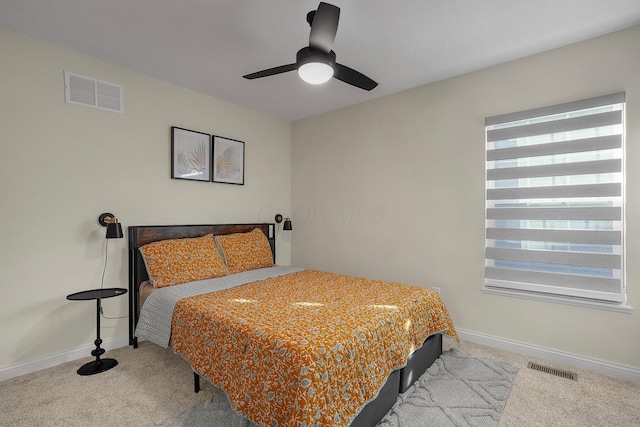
(98, 213, 124, 239)
(275, 214, 292, 231)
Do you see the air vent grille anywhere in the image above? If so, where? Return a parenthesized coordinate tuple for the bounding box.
(64, 71, 124, 113)
(527, 362, 577, 380)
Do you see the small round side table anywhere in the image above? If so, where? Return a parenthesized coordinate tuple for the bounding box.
(66, 288, 127, 376)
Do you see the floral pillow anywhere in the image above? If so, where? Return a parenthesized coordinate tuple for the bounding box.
(139, 234, 229, 288)
(215, 228, 274, 274)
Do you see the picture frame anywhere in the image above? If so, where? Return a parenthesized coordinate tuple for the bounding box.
(171, 127, 212, 182)
(212, 136, 245, 185)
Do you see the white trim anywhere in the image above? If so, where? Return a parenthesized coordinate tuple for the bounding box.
(482, 285, 634, 314)
(457, 328, 640, 383)
(0, 335, 129, 382)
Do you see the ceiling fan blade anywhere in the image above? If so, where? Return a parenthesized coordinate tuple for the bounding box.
(243, 63, 297, 80)
(308, 2, 340, 53)
(334, 63, 378, 91)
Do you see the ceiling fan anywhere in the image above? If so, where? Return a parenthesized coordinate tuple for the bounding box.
(243, 2, 378, 91)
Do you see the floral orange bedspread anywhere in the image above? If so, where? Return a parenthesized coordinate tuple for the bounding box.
(170, 270, 457, 427)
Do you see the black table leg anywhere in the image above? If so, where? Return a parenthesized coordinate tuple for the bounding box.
(77, 298, 118, 375)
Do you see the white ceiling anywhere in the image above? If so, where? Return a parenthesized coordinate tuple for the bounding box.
(2, 0, 640, 122)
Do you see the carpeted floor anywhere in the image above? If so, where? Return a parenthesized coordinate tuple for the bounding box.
(155, 348, 518, 427)
(1, 338, 639, 426)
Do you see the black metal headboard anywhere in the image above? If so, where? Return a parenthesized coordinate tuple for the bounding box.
(127, 223, 275, 347)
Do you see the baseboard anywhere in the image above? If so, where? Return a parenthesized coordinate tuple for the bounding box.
(456, 328, 640, 383)
(0, 335, 129, 382)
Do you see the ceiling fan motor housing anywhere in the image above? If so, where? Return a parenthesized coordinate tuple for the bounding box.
(296, 47, 336, 69)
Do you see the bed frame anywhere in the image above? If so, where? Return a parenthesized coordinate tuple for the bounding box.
(128, 222, 442, 427)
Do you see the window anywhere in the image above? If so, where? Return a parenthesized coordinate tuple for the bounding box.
(484, 93, 625, 304)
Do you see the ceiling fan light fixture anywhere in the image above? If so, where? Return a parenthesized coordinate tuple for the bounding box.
(296, 47, 336, 85)
(298, 61, 334, 85)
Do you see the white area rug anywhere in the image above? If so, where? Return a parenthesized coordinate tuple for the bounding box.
(155, 348, 518, 427)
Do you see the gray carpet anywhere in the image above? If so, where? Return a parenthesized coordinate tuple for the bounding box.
(155, 348, 518, 427)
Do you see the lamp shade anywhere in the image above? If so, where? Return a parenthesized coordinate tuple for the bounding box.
(283, 218, 292, 231)
(106, 222, 123, 239)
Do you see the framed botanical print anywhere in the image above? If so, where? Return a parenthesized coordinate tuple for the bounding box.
(171, 127, 211, 182)
(212, 136, 245, 185)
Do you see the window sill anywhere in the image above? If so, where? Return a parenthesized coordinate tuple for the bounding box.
(482, 286, 634, 314)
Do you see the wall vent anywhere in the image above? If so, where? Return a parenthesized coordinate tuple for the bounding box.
(527, 362, 577, 381)
(64, 71, 124, 113)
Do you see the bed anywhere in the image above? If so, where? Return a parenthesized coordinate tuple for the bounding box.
(128, 223, 457, 427)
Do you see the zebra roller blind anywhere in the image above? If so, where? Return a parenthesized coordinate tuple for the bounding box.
(485, 93, 625, 303)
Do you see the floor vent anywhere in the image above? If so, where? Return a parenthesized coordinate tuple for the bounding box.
(527, 362, 577, 381)
(64, 71, 124, 113)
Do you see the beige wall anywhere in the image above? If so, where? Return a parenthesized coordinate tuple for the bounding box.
(292, 26, 640, 368)
(0, 28, 292, 368)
